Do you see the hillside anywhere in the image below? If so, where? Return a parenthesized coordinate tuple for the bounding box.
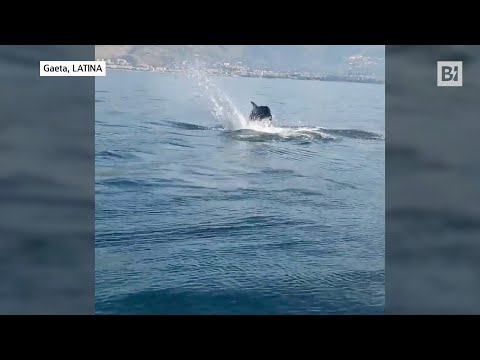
(96, 45, 385, 79)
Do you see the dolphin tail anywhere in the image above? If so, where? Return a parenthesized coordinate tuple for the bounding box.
(250, 101, 257, 108)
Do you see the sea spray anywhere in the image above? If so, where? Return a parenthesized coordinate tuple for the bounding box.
(185, 58, 248, 130)
(182, 57, 342, 141)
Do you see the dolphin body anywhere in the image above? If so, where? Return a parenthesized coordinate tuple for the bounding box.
(249, 101, 272, 123)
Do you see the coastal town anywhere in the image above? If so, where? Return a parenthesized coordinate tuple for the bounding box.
(96, 55, 384, 84)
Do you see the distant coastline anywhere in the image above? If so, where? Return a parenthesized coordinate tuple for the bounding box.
(103, 63, 384, 85)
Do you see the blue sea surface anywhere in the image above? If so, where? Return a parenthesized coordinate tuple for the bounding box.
(95, 71, 385, 314)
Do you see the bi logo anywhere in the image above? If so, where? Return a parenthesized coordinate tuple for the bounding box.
(437, 61, 463, 87)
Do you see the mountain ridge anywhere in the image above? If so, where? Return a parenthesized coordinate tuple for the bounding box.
(95, 45, 385, 79)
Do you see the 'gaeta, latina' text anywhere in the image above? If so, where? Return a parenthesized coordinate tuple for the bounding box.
(43, 63, 104, 73)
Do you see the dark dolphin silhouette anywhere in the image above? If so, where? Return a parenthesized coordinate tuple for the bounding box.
(249, 101, 272, 122)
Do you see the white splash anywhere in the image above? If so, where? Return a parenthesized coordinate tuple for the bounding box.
(186, 61, 248, 130)
(185, 58, 335, 140)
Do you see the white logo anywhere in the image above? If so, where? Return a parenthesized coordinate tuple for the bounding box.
(437, 61, 462, 87)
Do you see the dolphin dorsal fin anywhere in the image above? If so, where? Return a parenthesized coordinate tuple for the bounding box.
(251, 101, 258, 108)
